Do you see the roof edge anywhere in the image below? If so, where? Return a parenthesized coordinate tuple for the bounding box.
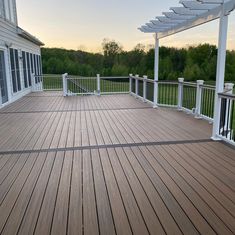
(17, 27, 44, 46)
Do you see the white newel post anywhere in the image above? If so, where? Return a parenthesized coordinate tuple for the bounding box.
(178, 78, 184, 110)
(129, 74, 133, 94)
(143, 75, 147, 102)
(224, 83, 234, 135)
(135, 74, 139, 97)
(195, 80, 204, 118)
(63, 73, 68, 97)
(212, 12, 229, 140)
(154, 34, 159, 108)
(97, 74, 101, 96)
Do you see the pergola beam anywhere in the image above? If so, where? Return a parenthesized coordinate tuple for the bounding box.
(139, 0, 235, 38)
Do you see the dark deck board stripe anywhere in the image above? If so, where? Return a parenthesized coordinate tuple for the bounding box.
(0, 139, 212, 155)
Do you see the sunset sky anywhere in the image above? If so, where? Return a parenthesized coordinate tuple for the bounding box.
(17, 0, 235, 52)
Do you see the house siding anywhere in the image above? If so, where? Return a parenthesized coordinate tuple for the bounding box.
(0, 9, 42, 106)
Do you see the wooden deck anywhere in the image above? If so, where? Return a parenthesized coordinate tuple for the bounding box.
(0, 93, 234, 235)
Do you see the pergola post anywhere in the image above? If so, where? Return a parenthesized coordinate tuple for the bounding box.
(212, 12, 229, 140)
(153, 33, 159, 108)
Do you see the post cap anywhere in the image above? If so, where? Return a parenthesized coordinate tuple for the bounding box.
(135, 74, 139, 77)
(197, 80, 204, 85)
(143, 75, 148, 79)
(178, 77, 184, 83)
(129, 74, 133, 77)
(225, 83, 234, 92)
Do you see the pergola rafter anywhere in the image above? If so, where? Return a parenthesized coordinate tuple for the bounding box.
(139, 0, 235, 140)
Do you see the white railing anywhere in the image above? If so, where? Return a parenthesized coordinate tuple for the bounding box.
(100, 76, 129, 94)
(63, 74, 129, 96)
(65, 75, 97, 96)
(130, 75, 216, 121)
(48, 72, 235, 145)
(216, 84, 235, 145)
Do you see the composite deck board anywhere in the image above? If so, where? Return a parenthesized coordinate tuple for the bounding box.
(0, 93, 234, 235)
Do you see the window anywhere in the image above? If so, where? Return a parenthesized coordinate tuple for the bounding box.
(0, 0, 5, 18)
(9, 48, 21, 93)
(3, 0, 16, 24)
(22, 51, 28, 88)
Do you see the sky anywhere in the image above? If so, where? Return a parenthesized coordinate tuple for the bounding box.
(16, 0, 235, 52)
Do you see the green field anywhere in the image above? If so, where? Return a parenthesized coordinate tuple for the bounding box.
(42, 76, 129, 94)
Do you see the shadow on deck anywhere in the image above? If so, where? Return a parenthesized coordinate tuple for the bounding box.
(0, 92, 234, 235)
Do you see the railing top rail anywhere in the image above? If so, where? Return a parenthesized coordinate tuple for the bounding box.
(183, 82, 197, 87)
(37, 74, 62, 77)
(218, 92, 235, 99)
(158, 81, 178, 85)
(67, 76, 97, 80)
(146, 79, 154, 83)
(201, 84, 216, 89)
(100, 76, 129, 79)
(130, 75, 145, 80)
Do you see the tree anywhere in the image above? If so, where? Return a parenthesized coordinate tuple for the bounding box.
(41, 43, 235, 82)
(102, 39, 123, 69)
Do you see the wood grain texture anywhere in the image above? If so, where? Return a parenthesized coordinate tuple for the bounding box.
(0, 93, 234, 235)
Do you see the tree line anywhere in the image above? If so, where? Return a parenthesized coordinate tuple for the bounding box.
(41, 39, 235, 81)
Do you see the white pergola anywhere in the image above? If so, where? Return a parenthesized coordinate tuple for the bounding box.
(139, 0, 235, 140)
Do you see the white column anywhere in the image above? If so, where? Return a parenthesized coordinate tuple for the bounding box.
(212, 12, 229, 140)
(195, 80, 204, 118)
(154, 34, 159, 108)
(135, 74, 139, 97)
(178, 77, 184, 110)
(63, 73, 68, 97)
(143, 75, 147, 102)
(97, 74, 101, 96)
(129, 74, 133, 94)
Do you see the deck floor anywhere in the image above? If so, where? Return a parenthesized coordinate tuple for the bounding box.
(0, 93, 234, 235)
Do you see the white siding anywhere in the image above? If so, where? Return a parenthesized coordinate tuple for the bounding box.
(0, 18, 41, 106)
